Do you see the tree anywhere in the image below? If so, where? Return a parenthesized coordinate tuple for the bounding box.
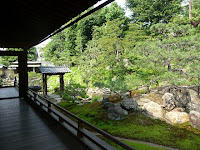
(28, 47, 37, 61)
(94, 19, 128, 90)
(0, 47, 38, 66)
(43, 31, 68, 65)
(123, 23, 148, 50)
(190, 0, 200, 27)
(126, 0, 183, 25)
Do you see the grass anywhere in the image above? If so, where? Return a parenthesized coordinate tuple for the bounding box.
(58, 102, 200, 150)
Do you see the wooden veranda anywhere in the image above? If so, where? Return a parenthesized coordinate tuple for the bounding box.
(0, 88, 89, 150)
(0, 86, 134, 150)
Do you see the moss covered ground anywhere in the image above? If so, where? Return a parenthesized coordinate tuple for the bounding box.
(59, 102, 200, 150)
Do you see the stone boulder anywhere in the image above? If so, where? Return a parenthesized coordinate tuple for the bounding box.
(102, 97, 109, 103)
(169, 86, 191, 112)
(137, 98, 151, 110)
(162, 92, 174, 102)
(190, 103, 200, 113)
(162, 87, 191, 112)
(189, 89, 200, 104)
(121, 98, 138, 111)
(162, 92, 176, 111)
(143, 101, 164, 120)
(165, 110, 189, 124)
(121, 92, 130, 100)
(114, 102, 121, 107)
(107, 106, 126, 120)
(103, 102, 114, 109)
(189, 111, 200, 130)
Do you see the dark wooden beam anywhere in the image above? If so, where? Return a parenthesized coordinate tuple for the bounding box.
(43, 74, 47, 96)
(60, 74, 64, 91)
(0, 51, 23, 56)
(18, 50, 28, 98)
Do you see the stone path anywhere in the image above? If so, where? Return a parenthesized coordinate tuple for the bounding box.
(46, 94, 62, 104)
(116, 137, 178, 150)
(94, 132, 178, 150)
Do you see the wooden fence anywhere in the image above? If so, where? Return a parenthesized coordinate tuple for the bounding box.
(27, 89, 135, 150)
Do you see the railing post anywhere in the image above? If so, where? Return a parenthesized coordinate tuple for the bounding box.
(14, 77, 16, 87)
(77, 120, 84, 139)
(33, 92, 37, 102)
(48, 101, 51, 113)
(59, 117, 64, 124)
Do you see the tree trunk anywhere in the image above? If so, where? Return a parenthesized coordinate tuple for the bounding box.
(168, 63, 172, 71)
(198, 77, 200, 96)
(189, 0, 192, 19)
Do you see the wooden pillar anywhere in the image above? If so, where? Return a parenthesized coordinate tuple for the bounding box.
(60, 74, 64, 91)
(18, 50, 28, 98)
(43, 74, 47, 96)
(33, 67, 35, 72)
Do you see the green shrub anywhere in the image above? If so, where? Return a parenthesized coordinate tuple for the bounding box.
(91, 95, 102, 103)
(28, 72, 42, 86)
(62, 83, 87, 102)
(47, 75, 59, 91)
(140, 89, 147, 94)
(54, 87, 59, 92)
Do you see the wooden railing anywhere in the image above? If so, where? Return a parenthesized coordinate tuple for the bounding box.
(27, 89, 135, 150)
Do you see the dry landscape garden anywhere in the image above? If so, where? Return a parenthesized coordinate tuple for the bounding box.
(1, 0, 200, 149)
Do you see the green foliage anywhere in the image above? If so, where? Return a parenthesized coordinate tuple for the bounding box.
(41, 2, 200, 91)
(91, 95, 102, 103)
(28, 72, 42, 86)
(62, 83, 87, 102)
(191, 0, 200, 22)
(28, 47, 37, 60)
(47, 75, 60, 92)
(42, 2, 127, 66)
(0, 47, 38, 66)
(126, 0, 183, 25)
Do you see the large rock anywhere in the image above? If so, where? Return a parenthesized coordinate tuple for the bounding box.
(162, 87, 191, 112)
(137, 98, 151, 110)
(143, 101, 164, 120)
(162, 92, 176, 111)
(170, 86, 191, 112)
(107, 106, 125, 120)
(114, 102, 121, 107)
(102, 97, 109, 103)
(189, 111, 200, 130)
(103, 102, 114, 109)
(165, 110, 189, 124)
(139, 98, 151, 103)
(190, 103, 200, 113)
(189, 89, 200, 105)
(162, 92, 174, 102)
(121, 98, 138, 111)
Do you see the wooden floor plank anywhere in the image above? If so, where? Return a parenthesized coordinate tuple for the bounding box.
(0, 87, 19, 99)
(0, 91, 89, 150)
